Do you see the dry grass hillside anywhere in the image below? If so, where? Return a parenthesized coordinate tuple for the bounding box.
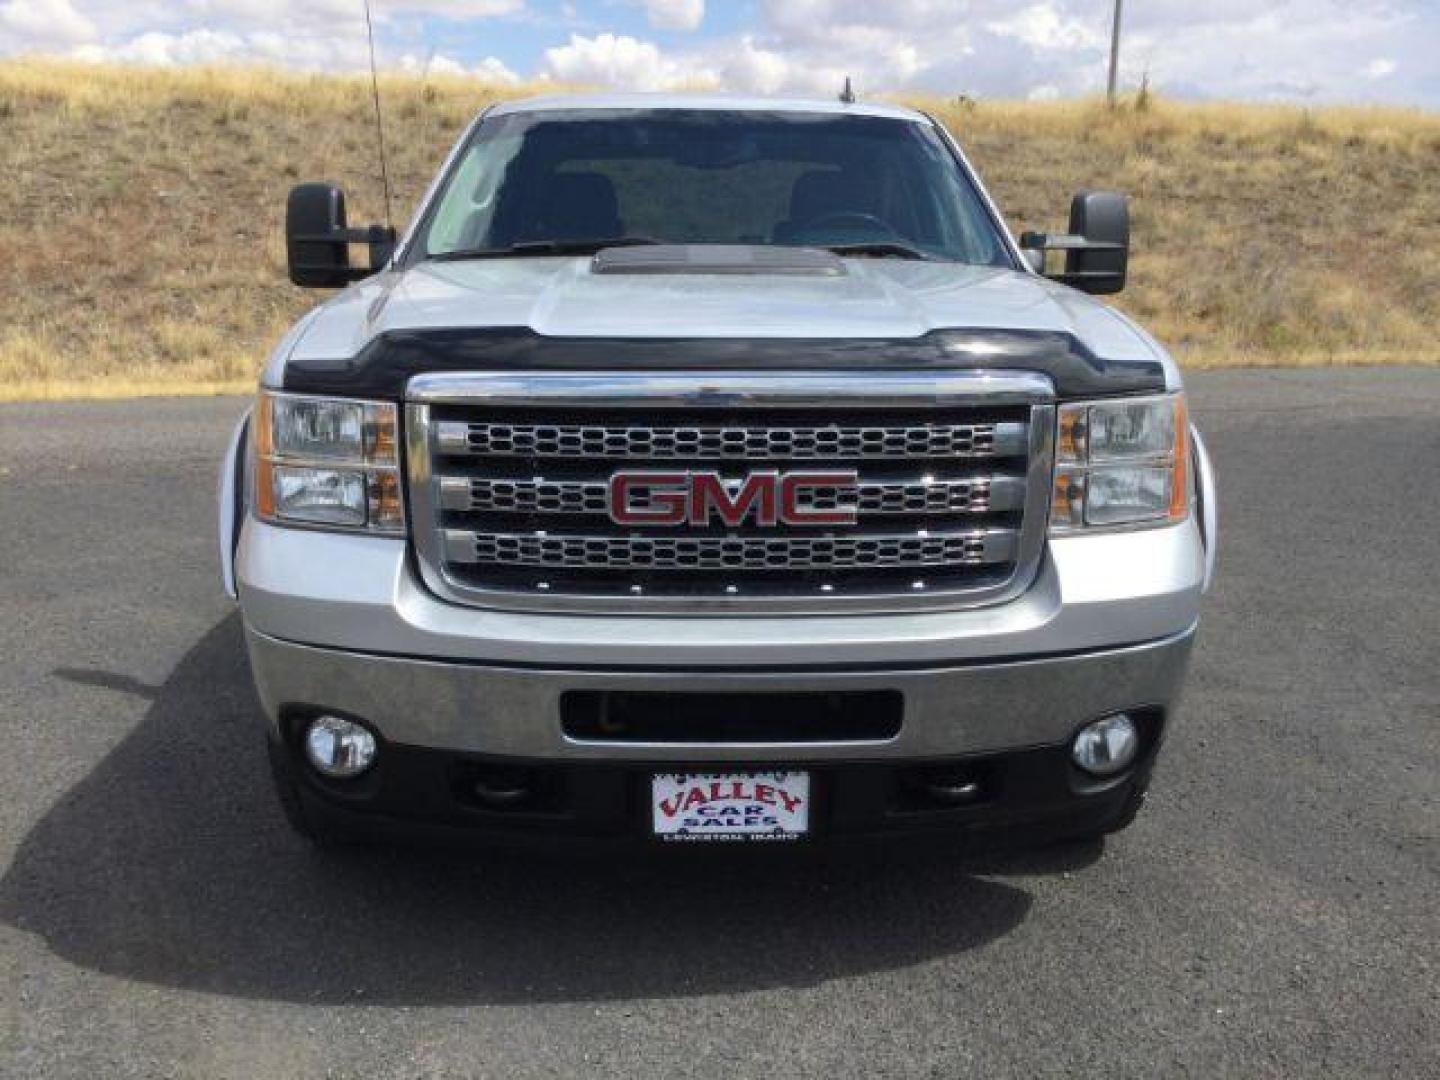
(1, 60, 1437, 400)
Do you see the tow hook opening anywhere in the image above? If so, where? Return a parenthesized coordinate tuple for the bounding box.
(898, 763, 995, 810)
(451, 762, 553, 813)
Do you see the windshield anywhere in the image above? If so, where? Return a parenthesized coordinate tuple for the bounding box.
(417, 109, 1014, 266)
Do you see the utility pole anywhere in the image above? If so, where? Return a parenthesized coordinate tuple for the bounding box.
(1106, 0, 1124, 105)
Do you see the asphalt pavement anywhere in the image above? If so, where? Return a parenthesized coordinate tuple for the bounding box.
(1, 368, 1437, 1078)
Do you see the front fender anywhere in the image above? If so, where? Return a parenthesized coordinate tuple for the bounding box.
(218, 409, 251, 600)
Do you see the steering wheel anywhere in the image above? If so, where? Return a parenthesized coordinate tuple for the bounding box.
(798, 211, 897, 236)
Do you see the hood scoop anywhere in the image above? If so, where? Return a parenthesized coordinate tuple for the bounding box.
(591, 244, 846, 277)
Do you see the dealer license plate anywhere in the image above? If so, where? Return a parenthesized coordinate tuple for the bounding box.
(651, 771, 811, 842)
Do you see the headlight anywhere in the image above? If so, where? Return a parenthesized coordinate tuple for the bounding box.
(1051, 393, 1189, 531)
(254, 391, 403, 533)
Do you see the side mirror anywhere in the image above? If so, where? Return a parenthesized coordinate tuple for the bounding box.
(285, 183, 396, 289)
(1019, 190, 1129, 295)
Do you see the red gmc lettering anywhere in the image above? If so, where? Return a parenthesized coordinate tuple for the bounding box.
(608, 471, 858, 527)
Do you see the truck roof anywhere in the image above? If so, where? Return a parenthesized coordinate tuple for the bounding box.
(486, 93, 932, 123)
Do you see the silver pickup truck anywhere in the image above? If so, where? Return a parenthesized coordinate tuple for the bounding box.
(219, 94, 1217, 849)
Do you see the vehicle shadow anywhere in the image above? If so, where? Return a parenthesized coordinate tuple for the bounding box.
(2, 613, 1098, 1006)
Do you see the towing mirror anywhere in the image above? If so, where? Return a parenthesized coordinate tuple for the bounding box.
(1019, 190, 1129, 295)
(285, 183, 396, 288)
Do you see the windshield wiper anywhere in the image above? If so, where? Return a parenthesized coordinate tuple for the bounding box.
(429, 237, 664, 261)
(824, 241, 937, 261)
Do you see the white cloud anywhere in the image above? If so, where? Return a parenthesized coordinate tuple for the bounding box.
(540, 32, 696, 89)
(72, 27, 367, 68)
(644, 0, 703, 33)
(1363, 57, 1396, 79)
(763, 0, 958, 38)
(73, 30, 522, 80)
(473, 55, 521, 83)
(0, 0, 96, 45)
(71, 29, 230, 67)
(398, 51, 466, 76)
(717, 36, 796, 95)
(397, 52, 518, 81)
(985, 4, 1105, 52)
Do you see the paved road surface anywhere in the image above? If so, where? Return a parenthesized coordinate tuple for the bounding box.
(2, 369, 1437, 1078)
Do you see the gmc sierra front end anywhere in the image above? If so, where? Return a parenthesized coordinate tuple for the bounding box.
(219, 95, 1217, 849)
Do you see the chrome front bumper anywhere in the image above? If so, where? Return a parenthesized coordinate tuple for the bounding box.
(234, 467, 1206, 760)
(245, 622, 1195, 761)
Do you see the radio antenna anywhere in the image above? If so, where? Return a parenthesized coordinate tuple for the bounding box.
(363, 0, 394, 231)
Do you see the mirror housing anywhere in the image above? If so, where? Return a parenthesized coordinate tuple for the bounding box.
(1018, 190, 1129, 295)
(285, 183, 396, 288)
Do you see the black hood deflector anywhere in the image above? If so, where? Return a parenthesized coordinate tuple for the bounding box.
(281, 327, 1166, 400)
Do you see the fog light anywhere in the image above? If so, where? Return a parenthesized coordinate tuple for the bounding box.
(1071, 713, 1139, 777)
(303, 715, 377, 779)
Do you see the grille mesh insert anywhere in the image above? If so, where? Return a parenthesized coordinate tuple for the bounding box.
(447, 530, 1014, 571)
(437, 419, 1026, 459)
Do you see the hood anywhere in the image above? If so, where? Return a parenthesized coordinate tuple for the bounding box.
(278, 255, 1174, 398)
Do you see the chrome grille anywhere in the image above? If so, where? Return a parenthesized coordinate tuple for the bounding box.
(406, 371, 1054, 614)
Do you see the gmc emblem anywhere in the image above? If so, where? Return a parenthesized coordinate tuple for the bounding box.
(608, 471, 859, 527)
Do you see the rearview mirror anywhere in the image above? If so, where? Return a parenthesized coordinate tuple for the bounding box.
(1018, 190, 1129, 295)
(285, 183, 396, 289)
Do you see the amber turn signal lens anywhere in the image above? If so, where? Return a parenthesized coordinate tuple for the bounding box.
(254, 393, 274, 459)
(1167, 394, 1189, 521)
(255, 456, 276, 519)
(369, 419, 397, 465)
(1051, 469, 1084, 528)
(1056, 405, 1086, 464)
(370, 470, 404, 530)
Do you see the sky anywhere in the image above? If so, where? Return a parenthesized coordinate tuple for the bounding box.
(2, 0, 1436, 106)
